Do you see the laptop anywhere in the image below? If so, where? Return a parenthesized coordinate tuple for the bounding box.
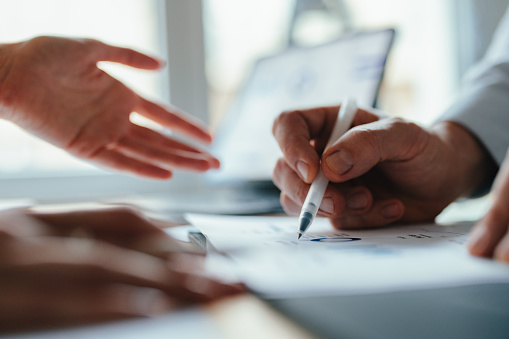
(129, 29, 395, 215)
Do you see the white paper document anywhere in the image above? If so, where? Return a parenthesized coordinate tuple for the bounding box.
(186, 214, 509, 298)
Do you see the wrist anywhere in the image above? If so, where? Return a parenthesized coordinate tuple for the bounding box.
(432, 121, 497, 198)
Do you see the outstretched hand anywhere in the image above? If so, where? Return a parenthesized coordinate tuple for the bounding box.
(0, 36, 219, 179)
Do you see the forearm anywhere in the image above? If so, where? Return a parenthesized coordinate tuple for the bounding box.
(432, 121, 498, 198)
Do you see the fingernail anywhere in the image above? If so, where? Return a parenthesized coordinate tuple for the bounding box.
(296, 160, 310, 181)
(325, 150, 354, 175)
(381, 202, 401, 219)
(468, 225, 490, 255)
(347, 192, 369, 210)
(320, 197, 335, 214)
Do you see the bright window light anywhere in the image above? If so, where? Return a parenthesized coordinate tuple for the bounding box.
(0, 0, 164, 178)
(203, 0, 458, 128)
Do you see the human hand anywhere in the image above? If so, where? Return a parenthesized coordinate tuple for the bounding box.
(272, 105, 495, 229)
(0, 36, 219, 179)
(0, 207, 243, 331)
(469, 149, 509, 262)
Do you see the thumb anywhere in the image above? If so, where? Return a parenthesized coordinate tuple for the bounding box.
(321, 118, 430, 182)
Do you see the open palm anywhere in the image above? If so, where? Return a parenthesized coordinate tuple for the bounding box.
(0, 36, 219, 179)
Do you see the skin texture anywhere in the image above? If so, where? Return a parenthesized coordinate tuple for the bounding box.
(0, 36, 220, 179)
(272, 105, 509, 261)
(0, 207, 243, 332)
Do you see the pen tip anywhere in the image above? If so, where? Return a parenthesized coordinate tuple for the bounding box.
(298, 233, 302, 240)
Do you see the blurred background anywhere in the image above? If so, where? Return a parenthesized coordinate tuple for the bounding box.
(0, 0, 507, 202)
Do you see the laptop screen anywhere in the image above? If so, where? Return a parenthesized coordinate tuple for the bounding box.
(208, 29, 395, 184)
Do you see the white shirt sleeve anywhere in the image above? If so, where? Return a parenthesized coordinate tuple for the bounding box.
(439, 5, 509, 166)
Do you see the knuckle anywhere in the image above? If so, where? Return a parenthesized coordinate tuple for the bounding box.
(387, 117, 424, 138)
(281, 134, 303, 159)
(272, 110, 298, 136)
(348, 128, 380, 158)
(389, 118, 425, 143)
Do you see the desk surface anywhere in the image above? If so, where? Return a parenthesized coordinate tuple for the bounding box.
(4, 295, 316, 339)
(11, 284, 509, 339)
(268, 283, 509, 339)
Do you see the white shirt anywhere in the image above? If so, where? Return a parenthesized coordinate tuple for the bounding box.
(440, 5, 509, 167)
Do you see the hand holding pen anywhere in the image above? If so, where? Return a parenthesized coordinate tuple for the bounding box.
(273, 93, 489, 235)
(297, 98, 357, 238)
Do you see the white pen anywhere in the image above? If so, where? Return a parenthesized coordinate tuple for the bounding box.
(297, 98, 357, 239)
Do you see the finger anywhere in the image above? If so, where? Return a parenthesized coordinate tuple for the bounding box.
(469, 149, 509, 258)
(90, 148, 173, 179)
(272, 106, 338, 183)
(137, 98, 213, 144)
(273, 158, 372, 217)
(89, 39, 163, 70)
(128, 126, 220, 168)
(1, 237, 170, 285)
(322, 118, 430, 183)
(273, 158, 342, 216)
(272, 106, 379, 184)
(31, 207, 157, 234)
(0, 209, 52, 237)
(130, 124, 212, 155)
(329, 198, 405, 229)
(116, 135, 217, 172)
(1, 236, 217, 302)
(29, 207, 184, 254)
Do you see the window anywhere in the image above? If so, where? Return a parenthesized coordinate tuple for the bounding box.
(203, 0, 460, 127)
(203, 0, 295, 129)
(0, 0, 499, 205)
